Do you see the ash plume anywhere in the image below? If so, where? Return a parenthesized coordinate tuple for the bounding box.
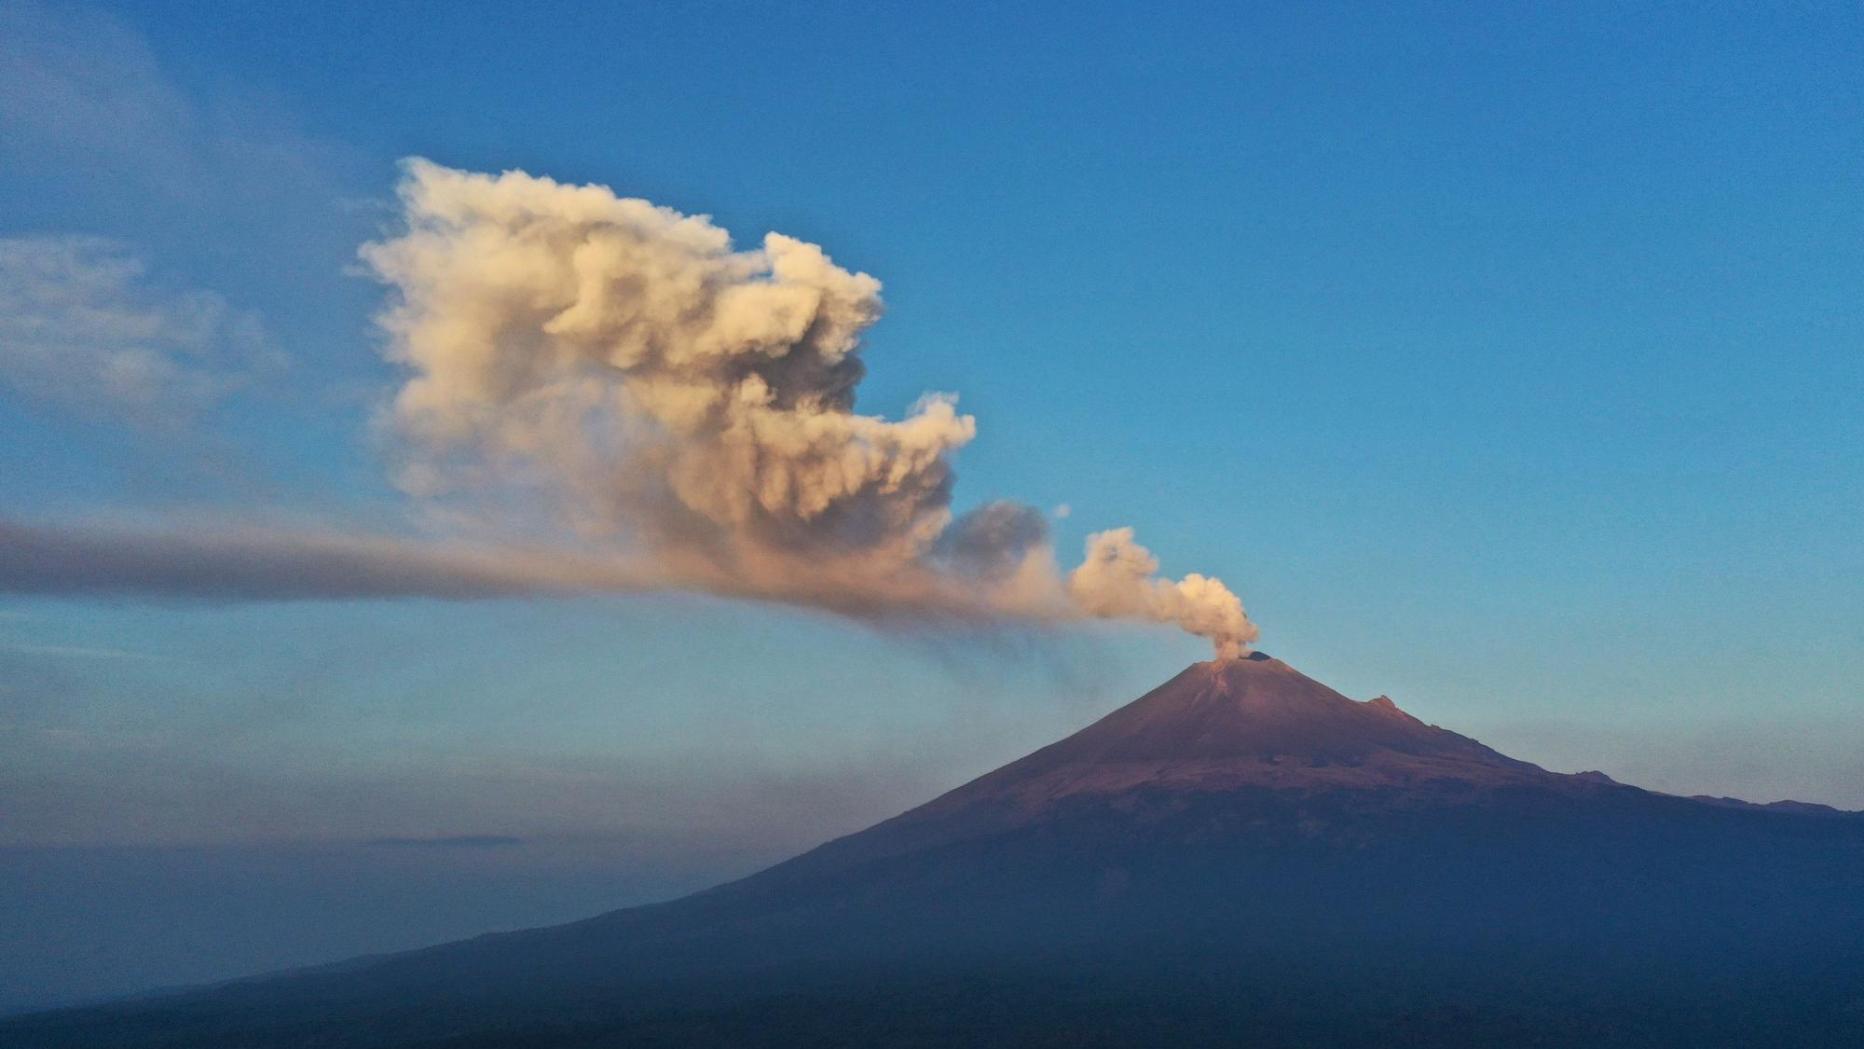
(355, 160, 1257, 654)
(0, 160, 1258, 656)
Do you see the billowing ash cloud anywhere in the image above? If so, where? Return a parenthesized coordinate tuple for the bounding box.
(0, 161, 1258, 655)
(351, 160, 1258, 654)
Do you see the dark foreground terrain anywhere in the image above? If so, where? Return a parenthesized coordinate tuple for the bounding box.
(10, 656, 1864, 1047)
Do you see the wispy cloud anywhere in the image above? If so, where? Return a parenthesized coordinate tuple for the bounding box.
(0, 1, 196, 191)
(0, 642, 168, 662)
(0, 0, 357, 223)
(364, 835, 525, 850)
(0, 236, 281, 429)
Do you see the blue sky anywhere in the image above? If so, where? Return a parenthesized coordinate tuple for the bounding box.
(1, 0, 1861, 1009)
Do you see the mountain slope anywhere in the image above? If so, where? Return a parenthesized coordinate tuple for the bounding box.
(8, 656, 1864, 1048)
(741, 654, 1571, 885)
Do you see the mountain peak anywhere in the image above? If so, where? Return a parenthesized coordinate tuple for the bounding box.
(1046, 656, 1463, 765)
(912, 657, 1551, 820)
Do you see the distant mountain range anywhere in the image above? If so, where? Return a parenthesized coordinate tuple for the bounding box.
(11, 654, 1864, 1047)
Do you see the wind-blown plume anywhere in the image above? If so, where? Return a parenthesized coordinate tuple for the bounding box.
(0, 517, 657, 601)
(353, 160, 1257, 652)
(0, 160, 1258, 653)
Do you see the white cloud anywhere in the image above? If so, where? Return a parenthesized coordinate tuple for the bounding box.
(0, 235, 280, 429)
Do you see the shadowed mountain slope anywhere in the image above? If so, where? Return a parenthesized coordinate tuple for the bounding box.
(9, 656, 1864, 1048)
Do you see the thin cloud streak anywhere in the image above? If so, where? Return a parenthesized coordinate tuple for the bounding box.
(364, 835, 525, 850)
(0, 642, 170, 662)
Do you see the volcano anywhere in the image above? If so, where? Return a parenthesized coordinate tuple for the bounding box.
(10, 656, 1864, 1048)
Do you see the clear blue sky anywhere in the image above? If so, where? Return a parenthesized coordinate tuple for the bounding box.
(1, 0, 1861, 1010)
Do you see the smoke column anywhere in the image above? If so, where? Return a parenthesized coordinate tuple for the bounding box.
(1067, 529, 1259, 658)
(361, 160, 1257, 655)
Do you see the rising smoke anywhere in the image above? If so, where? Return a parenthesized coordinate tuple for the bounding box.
(1068, 529, 1258, 658)
(356, 160, 1257, 655)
